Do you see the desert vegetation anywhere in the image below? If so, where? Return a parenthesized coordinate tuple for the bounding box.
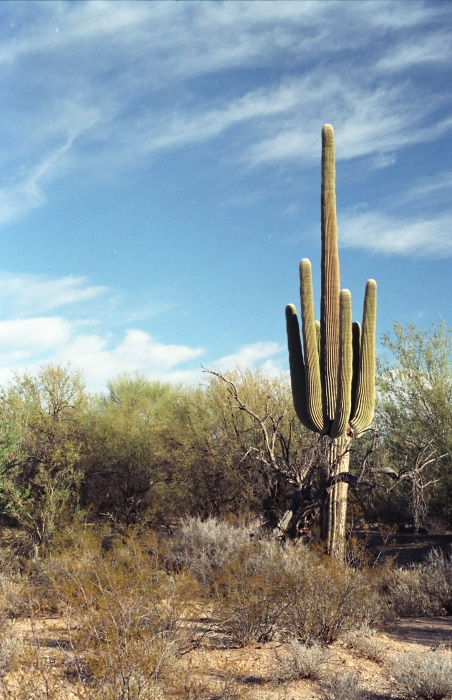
(0, 315, 449, 698)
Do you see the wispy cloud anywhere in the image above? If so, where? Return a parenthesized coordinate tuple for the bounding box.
(245, 78, 452, 167)
(377, 32, 452, 72)
(211, 341, 284, 373)
(0, 274, 107, 315)
(0, 1, 450, 225)
(396, 171, 452, 208)
(340, 210, 452, 257)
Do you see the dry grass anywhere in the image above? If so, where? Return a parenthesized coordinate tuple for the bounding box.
(379, 547, 452, 618)
(320, 671, 364, 700)
(272, 640, 330, 683)
(0, 518, 450, 699)
(392, 647, 452, 700)
(344, 623, 386, 663)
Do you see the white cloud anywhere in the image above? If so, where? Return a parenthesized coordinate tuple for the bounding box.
(212, 341, 284, 373)
(339, 211, 452, 257)
(377, 32, 452, 72)
(0, 319, 204, 394)
(0, 274, 107, 315)
(0, 317, 71, 357)
(0, 267, 205, 392)
(114, 330, 203, 369)
(59, 330, 203, 393)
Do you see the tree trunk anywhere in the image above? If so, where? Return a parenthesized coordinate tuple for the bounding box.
(273, 488, 302, 539)
(321, 435, 351, 559)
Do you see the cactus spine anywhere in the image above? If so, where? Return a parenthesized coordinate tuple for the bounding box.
(286, 125, 377, 558)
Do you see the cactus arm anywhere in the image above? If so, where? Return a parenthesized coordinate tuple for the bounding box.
(320, 125, 340, 431)
(299, 259, 324, 432)
(285, 304, 318, 433)
(350, 280, 377, 434)
(331, 289, 353, 438)
(350, 321, 361, 423)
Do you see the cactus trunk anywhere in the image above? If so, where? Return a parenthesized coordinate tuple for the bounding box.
(321, 436, 351, 560)
(286, 125, 377, 558)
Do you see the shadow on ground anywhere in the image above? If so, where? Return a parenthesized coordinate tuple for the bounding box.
(363, 532, 452, 566)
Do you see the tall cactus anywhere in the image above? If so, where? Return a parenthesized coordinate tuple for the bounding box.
(286, 125, 377, 559)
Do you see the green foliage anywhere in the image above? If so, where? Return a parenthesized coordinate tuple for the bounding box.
(0, 364, 88, 552)
(375, 320, 452, 525)
(82, 373, 187, 524)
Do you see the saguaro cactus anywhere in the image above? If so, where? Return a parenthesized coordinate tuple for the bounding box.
(286, 125, 377, 559)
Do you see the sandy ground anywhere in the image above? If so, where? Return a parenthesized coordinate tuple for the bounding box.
(8, 614, 452, 699)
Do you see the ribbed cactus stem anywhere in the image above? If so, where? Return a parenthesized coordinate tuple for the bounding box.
(285, 304, 318, 433)
(285, 124, 377, 558)
(350, 321, 361, 421)
(325, 436, 351, 555)
(320, 124, 340, 430)
(299, 259, 323, 432)
(350, 279, 377, 434)
(331, 289, 353, 439)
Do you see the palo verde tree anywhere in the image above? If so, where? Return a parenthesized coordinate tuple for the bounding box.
(373, 321, 452, 527)
(0, 363, 89, 553)
(286, 125, 377, 559)
(82, 373, 187, 525)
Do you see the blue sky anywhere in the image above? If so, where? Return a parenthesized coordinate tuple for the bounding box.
(0, 1, 451, 393)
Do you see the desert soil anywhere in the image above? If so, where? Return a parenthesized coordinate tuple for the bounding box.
(8, 612, 451, 699)
(7, 534, 452, 698)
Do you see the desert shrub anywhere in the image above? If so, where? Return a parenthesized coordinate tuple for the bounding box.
(212, 540, 291, 645)
(25, 527, 199, 699)
(170, 516, 262, 586)
(273, 639, 330, 683)
(0, 572, 27, 620)
(285, 553, 381, 644)
(421, 548, 452, 615)
(0, 622, 20, 677)
(392, 647, 452, 699)
(320, 671, 364, 700)
(211, 537, 382, 646)
(380, 565, 436, 616)
(343, 623, 385, 663)
(380, 549, 452, 617)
